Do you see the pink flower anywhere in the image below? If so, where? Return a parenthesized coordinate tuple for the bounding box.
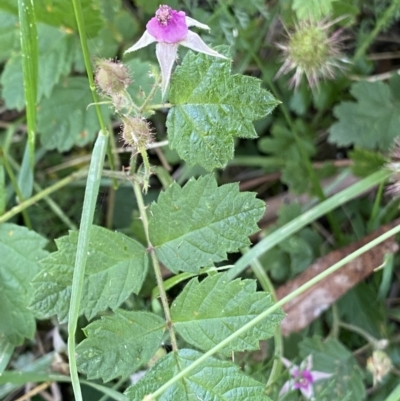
(124, 5, 228, 98)
(279, 355, 332, 399)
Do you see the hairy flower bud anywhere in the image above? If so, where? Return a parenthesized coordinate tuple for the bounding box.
(95, 59, 132, 96)
(121, 116, 154, 150)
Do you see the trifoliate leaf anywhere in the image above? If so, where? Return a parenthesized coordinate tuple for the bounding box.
(171, 273, 284, 355)
(299, 336, 365, 401)
(76, 310, 165, 382)
(0, 224, 48, 345)
(37, 77, 111, 151)
(125, 349, 272, 401)
(329, 79, 400, 150)
(30, 226, 148, 323)
(148, 175, 265, 273)
(167, 47, 279, 170)
(293, 0, 335, 20)
(1, 25, 79, 110)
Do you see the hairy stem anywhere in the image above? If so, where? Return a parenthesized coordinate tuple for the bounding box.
(132, 180, 179, 352)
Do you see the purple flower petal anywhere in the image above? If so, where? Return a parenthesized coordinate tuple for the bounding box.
(147, 5, 188, 43)
(180, 31, 228, 59)
(155, 42, 179, 97)
(124, 30, 156, 54)
(300, 384, 314, 399)
(311, 371, 333, 381)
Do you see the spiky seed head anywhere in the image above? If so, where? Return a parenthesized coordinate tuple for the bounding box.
(275, 18, 346, 90)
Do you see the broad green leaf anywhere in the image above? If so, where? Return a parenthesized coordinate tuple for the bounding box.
(292, 0, 335, 20)
(30, 226, 148, 323)
(0, 11, 19, 62)
(1, 25, 80, 110)
(171, 273, 284, 355)
(37, 77, 111, 151)
(148, 175, 265, 273)
(125, 349, 272, 401)
(299, 337, 365, 401)
(76, 310, 165, 382)
(329, 79, 400, 151)
(166, 47, 279, 170)
(0, 0, 103, 36)
(0, 224, 48, 345)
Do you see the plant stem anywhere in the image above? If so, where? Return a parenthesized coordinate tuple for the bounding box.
(0, 170, 85, 224)
(228, 169, 390, 280)
(354, 0, 400, 62)
(132, 181, 178, 351)
(242, 248, 283, 390)
(339, 321, 381, 348)
(0, 146, 32, 228)
(148, 220, 400, 399)
(67, 132, 108, 401)
(71, 0, 116, 175)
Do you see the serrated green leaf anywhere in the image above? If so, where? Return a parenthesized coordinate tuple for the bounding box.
(292, 0, 335, 20)
(299, 337, 365, 401)
(148, 175, 265, 273)
(36, 77, 111, 151)
(171, 273, 284, 355)
(329, 79, 400, 151)
(125, 349, 272, 401)
(166, 47, 279, 170)
(76, 310, 165, 382)
(0, 224, 48, 345)
(1, 25, 80, 110)
(30, 226, 148, 323)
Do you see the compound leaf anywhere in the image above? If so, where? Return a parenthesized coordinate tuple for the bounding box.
(30, 226, 148, 323)
(171, 273, 284, 355)
(0, 224, 48, 345)
(76, 310, 165, 382)
(37, 77, 111, 151)
(167, 47, 279, 170)
(125, 349, 272, 401)
(329, 79, 400, 151)
(148, 175, 265, 273)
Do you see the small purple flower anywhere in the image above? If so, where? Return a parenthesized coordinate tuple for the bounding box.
(279, 355, 332, 399)
(124, 5, 228, 98)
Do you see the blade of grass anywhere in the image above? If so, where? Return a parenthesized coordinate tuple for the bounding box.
(0, 371, 127, 401)
(67, 131, 108, 401)
(0, 146, 32, 228)
(18, 0, 38, 171)
(227, 169, 391, 280)
(0, 339, 14, 373)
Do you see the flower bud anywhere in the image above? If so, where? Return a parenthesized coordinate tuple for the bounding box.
(367, 350, 392, 386)
(95, 59, 132, 96)
(121, 116, 154, 150)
